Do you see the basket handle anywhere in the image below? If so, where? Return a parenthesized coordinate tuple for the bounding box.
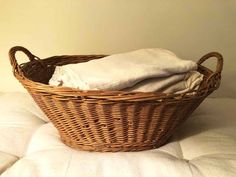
(197, 52, 223, 92)
(197, 52, 223, 74)
(9, 46, 41, 76)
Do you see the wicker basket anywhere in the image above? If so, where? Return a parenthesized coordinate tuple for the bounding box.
(9, 46, 223, 152)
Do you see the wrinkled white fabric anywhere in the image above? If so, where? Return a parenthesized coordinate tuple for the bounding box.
(0, 152, 18, 175)
(124, 71, 203, 93)
(0, 92, 48, 122)
(0, 93, 46, 157)
(1, 93, 236, 177)
(49, 48, 202, 93)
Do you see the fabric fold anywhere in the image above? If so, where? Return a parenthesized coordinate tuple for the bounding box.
(49, 48, 203, 94)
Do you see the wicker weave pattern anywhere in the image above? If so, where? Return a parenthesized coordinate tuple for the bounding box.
(9, 46, 223, 152)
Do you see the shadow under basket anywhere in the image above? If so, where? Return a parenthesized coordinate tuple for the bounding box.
(9, 46, 223, 152)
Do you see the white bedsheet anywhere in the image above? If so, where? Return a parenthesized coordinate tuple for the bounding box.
(0, 93, 236, 177)
(0, 93, 46, 157)
(0, 152, 18, 175)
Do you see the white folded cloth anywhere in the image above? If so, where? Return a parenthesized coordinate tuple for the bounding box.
(49, 48, 203, 94)
(123, 71, 203, 94)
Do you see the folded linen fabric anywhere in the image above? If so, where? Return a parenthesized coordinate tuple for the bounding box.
(49, 48, 203, 93)
(123, 71, 203, 94)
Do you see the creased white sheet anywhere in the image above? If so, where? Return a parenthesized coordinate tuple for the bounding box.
(49, 48, 202, 93)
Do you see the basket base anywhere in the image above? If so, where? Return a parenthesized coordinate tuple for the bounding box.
(61, 135, 172, 152)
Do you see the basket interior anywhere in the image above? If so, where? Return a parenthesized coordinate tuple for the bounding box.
(20, 55, 105, 85)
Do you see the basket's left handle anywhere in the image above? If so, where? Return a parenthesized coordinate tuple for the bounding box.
(9, 46, 39, 76)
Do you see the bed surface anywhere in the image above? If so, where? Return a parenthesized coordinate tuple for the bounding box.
(0, 92, 236, 177)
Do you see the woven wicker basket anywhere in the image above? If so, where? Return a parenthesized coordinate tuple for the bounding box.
(9, 46, 223, 152)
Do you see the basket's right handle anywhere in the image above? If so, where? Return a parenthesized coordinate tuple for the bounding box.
(197, 52, 223, 91)
(197, 52, 223, 74)
(9, 46, 40, 76)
